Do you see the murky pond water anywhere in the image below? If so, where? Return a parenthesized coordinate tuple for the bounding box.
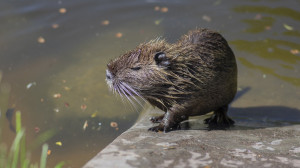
(0, 0, 299, 167)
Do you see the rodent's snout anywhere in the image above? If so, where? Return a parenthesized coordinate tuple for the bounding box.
(106, 69, 113, 80)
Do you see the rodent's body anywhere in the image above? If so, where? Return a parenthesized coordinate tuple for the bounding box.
(106, 29, 237, 132)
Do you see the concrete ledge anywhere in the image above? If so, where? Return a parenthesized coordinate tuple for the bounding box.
(84, 108, 300, 168)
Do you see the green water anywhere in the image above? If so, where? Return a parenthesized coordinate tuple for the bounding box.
(0, 0, 299, 167)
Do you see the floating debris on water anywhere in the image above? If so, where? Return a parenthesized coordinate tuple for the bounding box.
(54, 108, 60, 113)
(37, 37, 46, 44)
(53, 93, 62, 98)
(26, 82, 36, 89)
(52, 23, 59, 29)
(154, 19, 163, 25)
(153, 6, 169, 13)
(64, 86, 71, 91)
(59, 8, 67, 14)
(81, 104, 87, 111)
(202, 15, 211, 22)
(47, 150, 52, 155)
(290, 49, 299, 55)
(115, 32, 123, 38)
(64, 102, 70, 107)
(283, 23, 293, 31)
(95, 122, 102, 131)
(55, 141, 62, 146)
(83, 120, 88, 130)
(160, 7, 168, 13)
(110, 121, 118, 128)
(262, 74, 267, 78)
(34, 127, 40, 133)
(40, 98, 44, 102)
(265, 26, 271, 30)
(91, 112, 97, 118)
(101, 20, 110, 26)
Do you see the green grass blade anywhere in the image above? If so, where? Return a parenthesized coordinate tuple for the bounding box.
(20, 134, 26, 168)
(10, 129, 25, 168)
(54, 161, 65, 168)
(22, 159, 30, 168)
(40, 144, 48, 168)
(15, 110, 27, 167)
(15, 111, 22, 133)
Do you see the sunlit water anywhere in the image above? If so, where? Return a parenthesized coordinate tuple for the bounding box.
(0, 0, 299, 167)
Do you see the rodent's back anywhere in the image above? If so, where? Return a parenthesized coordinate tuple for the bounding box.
(175, 29, 236, 74)
(164, 29, 237, 112)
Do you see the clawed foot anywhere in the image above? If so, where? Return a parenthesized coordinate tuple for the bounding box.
(204, 114, 234, 130)
(148, 111, 186, 133)
(148, 123, 181, 133)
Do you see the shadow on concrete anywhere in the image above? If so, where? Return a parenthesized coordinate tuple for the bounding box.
(183, 106, 300, 130)
(182, 87, 300, 130)
(230, 106, 300, 129)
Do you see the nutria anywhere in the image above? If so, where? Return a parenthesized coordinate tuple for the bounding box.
(106, 28, 237, 132)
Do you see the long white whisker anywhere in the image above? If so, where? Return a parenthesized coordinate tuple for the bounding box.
(119, 84, 140, 107)
(115, 84, 125, 103)
(119, 84, 138, 111)
(119, 83, 144, 108)
(122, 82, 147, 103)
(114, 83, 133, 112)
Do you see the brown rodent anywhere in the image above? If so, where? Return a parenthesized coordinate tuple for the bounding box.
(106, 28, 237, 132)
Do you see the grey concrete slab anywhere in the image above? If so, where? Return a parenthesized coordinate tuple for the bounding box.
(83, 108, 300, 168)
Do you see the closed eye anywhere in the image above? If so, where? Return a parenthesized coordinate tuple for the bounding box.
(131, 67, 141, 71)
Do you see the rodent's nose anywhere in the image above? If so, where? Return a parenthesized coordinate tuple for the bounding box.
(106, 70, 113, 80)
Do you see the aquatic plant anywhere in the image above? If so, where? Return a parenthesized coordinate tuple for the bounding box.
(0, 111, 65, 168)
(0, 71, 63, 168)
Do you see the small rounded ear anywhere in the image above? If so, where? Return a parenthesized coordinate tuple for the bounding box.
(154, 52, 170, 67)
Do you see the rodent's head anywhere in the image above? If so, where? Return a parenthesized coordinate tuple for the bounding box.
(106, 39, 172, 98)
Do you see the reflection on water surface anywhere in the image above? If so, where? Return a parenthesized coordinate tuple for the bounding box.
(0, 0, 299, 167)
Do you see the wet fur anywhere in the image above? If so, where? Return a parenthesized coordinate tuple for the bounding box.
(106, 29, 237, 132)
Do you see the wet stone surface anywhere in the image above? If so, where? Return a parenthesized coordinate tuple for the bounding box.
(84, 108, 300, 168)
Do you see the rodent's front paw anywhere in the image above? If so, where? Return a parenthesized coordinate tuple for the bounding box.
(148, 125, 164, 132)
